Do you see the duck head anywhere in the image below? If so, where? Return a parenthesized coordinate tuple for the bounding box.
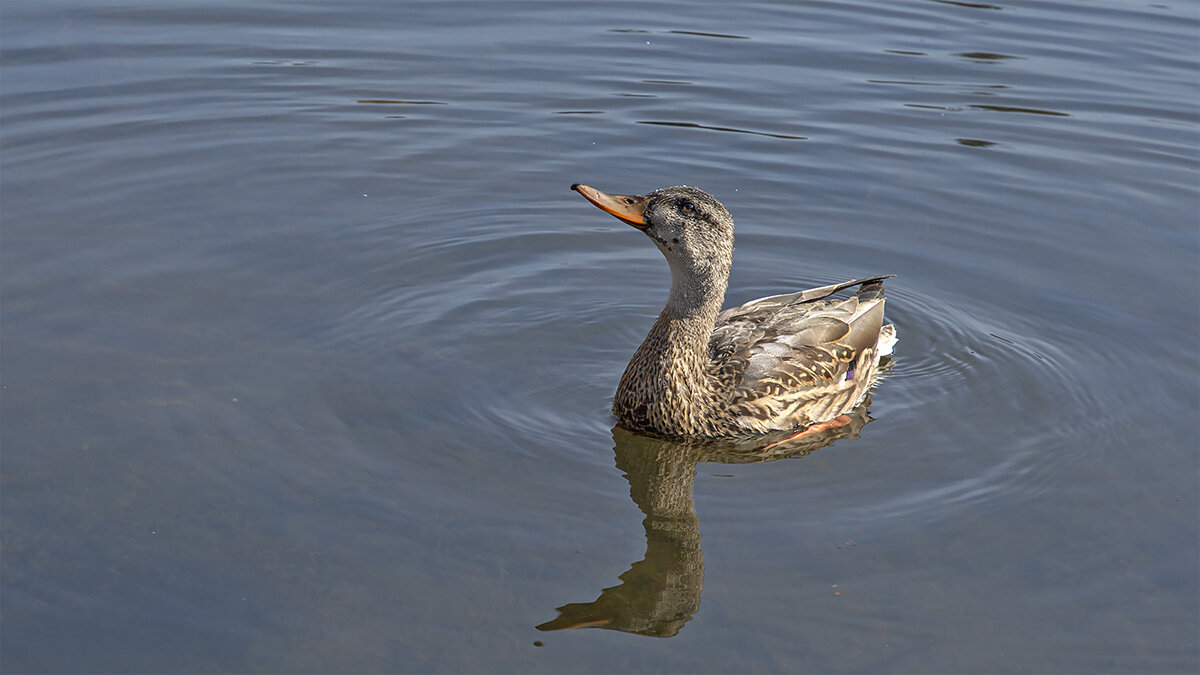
(572, 184, 734, 309)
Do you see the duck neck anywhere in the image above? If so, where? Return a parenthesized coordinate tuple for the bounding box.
(613, 265, 728, 435)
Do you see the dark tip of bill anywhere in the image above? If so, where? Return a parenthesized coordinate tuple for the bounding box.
(570, 183, 581, 191)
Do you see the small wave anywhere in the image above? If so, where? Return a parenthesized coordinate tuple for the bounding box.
(637, 120, 807, 140)
(665, 30, 750, 40)
(861, 279, 1131, 522)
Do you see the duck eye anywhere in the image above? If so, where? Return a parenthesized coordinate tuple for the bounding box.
(679, 201, 695, 215)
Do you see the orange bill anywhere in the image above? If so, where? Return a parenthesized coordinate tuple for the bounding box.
(571, 184, 648, 229)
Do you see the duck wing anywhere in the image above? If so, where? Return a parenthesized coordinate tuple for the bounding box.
(708, 276, 892, 431)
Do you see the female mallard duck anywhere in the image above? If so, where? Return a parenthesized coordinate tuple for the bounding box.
(572, 183, 896, 439)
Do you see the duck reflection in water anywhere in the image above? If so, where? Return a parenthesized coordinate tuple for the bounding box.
(537, 394, 878, 638)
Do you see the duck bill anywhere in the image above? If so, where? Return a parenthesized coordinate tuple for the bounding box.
(571, 184, 649, 230)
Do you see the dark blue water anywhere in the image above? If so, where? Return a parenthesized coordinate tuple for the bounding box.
(3, 1, 1197, 672)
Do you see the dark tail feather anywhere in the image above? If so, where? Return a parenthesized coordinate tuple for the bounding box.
(796, 274, 894, 304)
(854, 275, 892, 302)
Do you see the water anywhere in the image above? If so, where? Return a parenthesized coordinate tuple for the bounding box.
(2, 1, 1197, 672)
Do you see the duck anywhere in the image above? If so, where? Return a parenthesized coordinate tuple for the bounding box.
(572, 183, 896, 439)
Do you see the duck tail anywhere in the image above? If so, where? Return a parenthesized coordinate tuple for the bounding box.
(854, 276, 891, 302)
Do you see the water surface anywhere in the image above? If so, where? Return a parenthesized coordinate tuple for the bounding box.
(2, 1, 1197, 672)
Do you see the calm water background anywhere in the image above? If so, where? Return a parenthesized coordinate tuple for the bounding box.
(3, 0, 1197, 672)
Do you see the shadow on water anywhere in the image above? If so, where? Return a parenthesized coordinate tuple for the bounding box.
(537, 395, 877, 638)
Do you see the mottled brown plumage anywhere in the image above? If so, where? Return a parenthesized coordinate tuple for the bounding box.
(572, 184, 896, 438)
